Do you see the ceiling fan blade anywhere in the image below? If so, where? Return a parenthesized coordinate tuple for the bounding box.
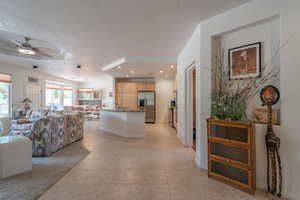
(33, 47, 51, 51)
(35, 48, 65, 59)
(33, 47, 57, 54)
(9, 39, 23, 46)
(0, 47, 40, 60)
(0, 45, 46, 60)
(34, 48, 53, 58)
(0, 47, 19, 55)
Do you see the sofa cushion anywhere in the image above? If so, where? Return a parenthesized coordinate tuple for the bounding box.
(11, 123, 33, 130)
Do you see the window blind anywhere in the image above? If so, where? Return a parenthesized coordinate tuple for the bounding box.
(0, 73, 12, 83)
(63, 86, 73, 90)
(46, 84, 61, 90)
(46, 84, 72, 90)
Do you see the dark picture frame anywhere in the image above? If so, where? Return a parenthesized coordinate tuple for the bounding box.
(228, 42, 261, 80)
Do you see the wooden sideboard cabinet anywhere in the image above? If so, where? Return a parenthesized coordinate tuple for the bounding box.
(207, 119, 256, 194)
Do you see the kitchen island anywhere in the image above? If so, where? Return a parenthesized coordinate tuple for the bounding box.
(99, 108, 145, 138)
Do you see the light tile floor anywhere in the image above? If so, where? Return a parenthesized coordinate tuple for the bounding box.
(39, 121, 269, 200)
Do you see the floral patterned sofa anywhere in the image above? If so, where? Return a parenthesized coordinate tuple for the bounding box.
(8, 112, 84, 156)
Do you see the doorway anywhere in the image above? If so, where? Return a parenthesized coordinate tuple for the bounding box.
(192, 68, 196, 150)
(185, 63, 197, 151)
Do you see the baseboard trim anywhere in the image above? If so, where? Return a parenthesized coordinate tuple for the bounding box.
(285, 193, 299, 200)
(195, 156, 201, 168)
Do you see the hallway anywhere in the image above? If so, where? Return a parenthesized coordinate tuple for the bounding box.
(40, 121, 267, 200)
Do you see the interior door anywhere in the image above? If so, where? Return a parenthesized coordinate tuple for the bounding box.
(26, 84, 42, 110)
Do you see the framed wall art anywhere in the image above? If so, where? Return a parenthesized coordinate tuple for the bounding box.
(228, 42, 261, 80)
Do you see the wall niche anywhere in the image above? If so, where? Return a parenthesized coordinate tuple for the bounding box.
(211, 16, 281, 123)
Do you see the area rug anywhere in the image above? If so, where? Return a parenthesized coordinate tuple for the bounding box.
(0, 141, 89, 200)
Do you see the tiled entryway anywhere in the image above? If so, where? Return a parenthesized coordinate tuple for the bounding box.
(40, 121, 268, 200)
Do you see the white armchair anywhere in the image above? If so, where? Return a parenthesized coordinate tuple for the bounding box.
(0, 135, 32, 178)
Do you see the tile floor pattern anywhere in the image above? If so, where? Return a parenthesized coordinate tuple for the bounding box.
(40, 121, 269, 200)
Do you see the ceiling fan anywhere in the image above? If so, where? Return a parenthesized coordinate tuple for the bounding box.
(9, 37, 53, 58)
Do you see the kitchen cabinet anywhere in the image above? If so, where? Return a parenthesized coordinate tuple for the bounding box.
(115, 82, 155, 110)
(123, 82, 137, 93)
(137, 82, 155, 91)
(137, 83, 146, 91)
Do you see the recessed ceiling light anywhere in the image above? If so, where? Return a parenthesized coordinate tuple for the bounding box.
(130, 70, 135, 74)
(118, 66, 122, 69)
(170, 65, 175, 68)
(159, 70, 164, 74)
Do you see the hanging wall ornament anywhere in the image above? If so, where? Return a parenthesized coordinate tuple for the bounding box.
(260, 85, 282, 198)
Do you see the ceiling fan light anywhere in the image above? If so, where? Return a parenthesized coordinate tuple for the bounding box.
(17, 46, 36, 55)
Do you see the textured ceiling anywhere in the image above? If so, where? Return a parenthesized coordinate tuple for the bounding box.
(0, 0, 250, 82)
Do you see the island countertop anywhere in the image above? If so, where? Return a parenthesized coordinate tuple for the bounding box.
(101, 108, 144, 112)
(99, 108, 145, 138)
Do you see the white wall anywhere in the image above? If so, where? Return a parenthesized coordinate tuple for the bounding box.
(177, 0, 300, 199)
(177, 25, 200, 145)
(220, 17, 281, 119)
(155, 78, 174, 124)
(79, 74, 114, 107)
(0, 61, 80, 133)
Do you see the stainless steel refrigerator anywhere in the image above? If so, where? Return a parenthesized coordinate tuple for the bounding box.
(138, 91, 155, 123)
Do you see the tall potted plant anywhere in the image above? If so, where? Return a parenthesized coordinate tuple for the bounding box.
(211, 48, 279, 121)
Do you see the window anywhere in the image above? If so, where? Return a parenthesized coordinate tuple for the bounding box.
(46, 85, 62, 106)
(45, 82, 73, 108)
(0, 73, 11, 117)
(63, 86, 73, 106)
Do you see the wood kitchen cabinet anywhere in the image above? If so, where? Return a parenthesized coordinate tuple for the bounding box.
(136, 82, 155, 91)
(115, 81, 155, 110)
(146, 83, 155, 91)
(116, 82, 136, 93)
(121, 93, 137, 109)
(123, 82, 137, 93)
(116, 82, 125, 93)
(115, 93, 124, 108)
(136, 83, 146, 91)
